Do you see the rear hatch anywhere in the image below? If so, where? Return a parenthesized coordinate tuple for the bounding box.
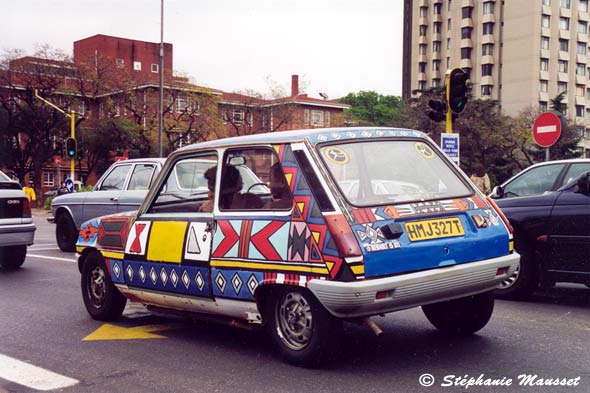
(318, 137, 510, 278)
(0, 181, 29, 223)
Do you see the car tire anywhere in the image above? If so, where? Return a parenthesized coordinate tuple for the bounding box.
(422, 291, 495, 335)
(495, 246, 539, 300)
(81, 252, 127, 321)
(266, 287, 342, 367)
(0, 245, 26, 270)
(56, 212, 77, 252)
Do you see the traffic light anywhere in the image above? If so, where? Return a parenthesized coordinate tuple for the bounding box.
(428, 99, 447, 122)
(447, 68, 469, 114)
(65, 137, 77, 158)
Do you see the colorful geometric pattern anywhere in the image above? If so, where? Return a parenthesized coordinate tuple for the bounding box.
(211, 269, 264, 300)
(78, 219, 100, 247)
(309, 128, 425, 144)
(98, 216, 133, 250)
(146, 221, 188, 263)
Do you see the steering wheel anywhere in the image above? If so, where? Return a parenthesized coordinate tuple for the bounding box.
(247, 182, 268, 193)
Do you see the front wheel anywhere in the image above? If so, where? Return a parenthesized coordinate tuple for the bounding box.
(56, 213, 78, 252)
(422, 291, 495, 335)
(495, 247, 538, 300)
(81, 252, 127, 321)
(0, 245, 26, 270)
(266, 288, 342, 367)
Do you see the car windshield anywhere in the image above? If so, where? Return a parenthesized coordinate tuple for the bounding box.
(319, 140, 471, 206)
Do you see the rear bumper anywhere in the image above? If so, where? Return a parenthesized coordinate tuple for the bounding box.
(308, 253, 520, 318)
(0, 223, 36, 247)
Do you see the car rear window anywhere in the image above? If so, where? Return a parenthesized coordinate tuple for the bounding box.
(318, 140, 471, 206)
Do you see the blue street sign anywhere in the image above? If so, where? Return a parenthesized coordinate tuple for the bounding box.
(441, 133, 460, 166)
(65, 178, 74, 193)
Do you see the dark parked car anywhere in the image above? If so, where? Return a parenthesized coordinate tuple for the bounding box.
(49, 158, 166, 251)
(495, 170, 590, 299)
(0, 171, 36, 270)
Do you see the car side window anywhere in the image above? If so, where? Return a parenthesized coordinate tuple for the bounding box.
(503, 164, 563, 197)
(128, 164, 156, 191)
(99, 164, 131, 191)
(221, 147, 292, 211)
(148, 153, 217, 214)
(561, 163, 590, 187)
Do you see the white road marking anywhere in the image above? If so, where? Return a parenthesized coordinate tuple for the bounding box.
(28, 247, 61, 251)
(28, 254, 76, 263)
(537, 125, 557, 133)
(0, 354, 78, 391)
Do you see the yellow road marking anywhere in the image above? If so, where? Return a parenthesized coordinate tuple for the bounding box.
(82, 324, 176, 341)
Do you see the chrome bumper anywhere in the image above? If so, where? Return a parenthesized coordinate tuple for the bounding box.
(46, 216, 55, 224)
(307, 253, 520, 318)
(0, 223, 36, 246)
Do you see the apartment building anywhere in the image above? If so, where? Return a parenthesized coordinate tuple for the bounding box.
(403, 0, 590, 157)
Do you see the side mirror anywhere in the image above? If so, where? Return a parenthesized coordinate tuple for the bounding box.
(575, 171, 590, 195)
(490, 185, 504, 199)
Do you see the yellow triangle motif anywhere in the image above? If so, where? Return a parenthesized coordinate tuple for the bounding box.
(326, 261, 335, 272)
(312, 231, 320, 244)
(82, 323, 175, 341)
(285, 173, 293, 187)
(297, 202, 305, 214)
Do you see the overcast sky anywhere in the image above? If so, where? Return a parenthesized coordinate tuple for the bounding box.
(3, 0, 403, 99)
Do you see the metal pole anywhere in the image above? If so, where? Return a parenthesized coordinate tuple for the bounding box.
(70, 112, 75, 180)
(159, 0, 164, 158)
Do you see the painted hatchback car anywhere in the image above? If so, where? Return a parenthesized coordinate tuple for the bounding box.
(49, 158, 166, 251)
(76, 127, 519, 366)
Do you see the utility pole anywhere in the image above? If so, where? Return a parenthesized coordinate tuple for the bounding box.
(34, 89, 76, 181)
(159, 0, 164, 158)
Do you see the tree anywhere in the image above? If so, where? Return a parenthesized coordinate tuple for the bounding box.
(340, 91, 404, 126)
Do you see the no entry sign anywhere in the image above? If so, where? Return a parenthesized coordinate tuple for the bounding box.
(533, 111, 562, 148)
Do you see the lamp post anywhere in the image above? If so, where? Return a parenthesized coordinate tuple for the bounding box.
(159, 0, 164, 158)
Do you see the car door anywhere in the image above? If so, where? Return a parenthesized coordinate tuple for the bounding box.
(83, 163, 132, 222)
(116, 163, 160, 213)
(502, 163, 565, 198)
(545, 179, 590, 275)
(122, 153, 217, 300)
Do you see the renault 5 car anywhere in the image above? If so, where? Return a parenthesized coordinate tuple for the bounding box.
(75, 127, 519, 366)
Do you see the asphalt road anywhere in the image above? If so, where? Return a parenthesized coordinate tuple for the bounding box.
(0, 210, 589, 393)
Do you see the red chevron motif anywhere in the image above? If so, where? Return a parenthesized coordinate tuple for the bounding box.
(212, 220, 239, 257)
(325, 254, 344, 279)
(352, 208, 376, 224)
(250, 221, 284, 261)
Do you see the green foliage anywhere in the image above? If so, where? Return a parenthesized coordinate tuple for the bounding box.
(44, 196, 53, 210)
(340, 91, 404, 126)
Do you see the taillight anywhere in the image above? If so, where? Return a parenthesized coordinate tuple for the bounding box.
(486, 196, 513, 234)
(22, 198, 32, 218)
(323, 213, 362, 258)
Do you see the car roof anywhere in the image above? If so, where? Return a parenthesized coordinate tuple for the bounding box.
(111, 158, 167, 165)
(525, 158, 590, 167)
(177, 127, 428, 152)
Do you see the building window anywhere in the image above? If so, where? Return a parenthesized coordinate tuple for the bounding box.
(482, 43, 494, 56)
(418, 81, 426, 90)
(540, 101, 548, 112)
(151, 64, 158, 73)
(447, 18, 451, 30)
(176, 98, 191, 113)
(578, 21, 588, 34)
(433, 41, 441, 52)
(559, 39, 569, 52)
(419, 25, 427, 36)
(433, 22, 442, 33)
(133, 61, 142, 71)
(432, 60, 441, 71)
(541, 36, 550, 50)
(311, 110, 324, 126)
(483, 22, 494, 35)
(462, 6, 473, 19)
(577, 63, 586, 75)
(542, 15, 550, 28)
(482, 64, 493, 76)
(481, 85, 493, 96)
(325, 111, 330, 127)
(483, 2, 494, 14)
(420, 6, 428, 17)
(577, 84, 585, 96)
(461, 47, 472, 59)
(99, 103, 104, 119)
(304, 109, 310, 125)
(543, 0, 551, 5)
(541, 58, 549, 71)
(419, 62, 426, 73)
(232, 110, 244, 125)
(581, 0, 589, 12)
(43, 172, 55, 187)
(461, 27, 472, 39)
(434, 3, 442, 14)
(447, 37, 451, 49)
(560, 0, 570, 9)
(116, 59, 124, 68)
(558, 60, 569, 72)
(540, 80, 549, 92)
(432, 79, 440, 88)
(558, 81, 568, 93)
(576, 105, 584, 117)
(419, 44, 427, 55)
(78, 102, 85, 116)
(577, 42, 587, 54)
(559, 17, 570, 30)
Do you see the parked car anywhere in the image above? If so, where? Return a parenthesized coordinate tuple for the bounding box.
(49, 158, 166, 251)
(75, 127, 519, 366)
(0, 171, 36, 270)
(490, 158, 590, 199)
(495, 170, 590, 299)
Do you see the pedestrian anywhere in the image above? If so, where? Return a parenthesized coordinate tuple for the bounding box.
(470, 164, 491, 194)
(57, 181, 69, 195)
(22, 181, 37, 206)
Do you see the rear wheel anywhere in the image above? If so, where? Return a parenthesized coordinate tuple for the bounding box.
(0, 245, 26, 270)
(495, 245, 539, 300)
(266, 288, 342, 367)
(422, 291, 495, 335)
(56, 212, 77, 252)
(81, 252, 127, 321)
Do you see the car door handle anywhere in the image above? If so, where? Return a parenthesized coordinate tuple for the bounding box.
(110, 197, 119, 202)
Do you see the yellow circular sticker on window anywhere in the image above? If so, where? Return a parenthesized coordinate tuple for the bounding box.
(324, 147, 350, 164)
(414, 142, 435, 159)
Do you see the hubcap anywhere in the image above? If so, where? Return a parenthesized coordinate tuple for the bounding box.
(275, 292, 313, 351)
(499, 265, 520, 289)
(88, 266, 106, 308)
